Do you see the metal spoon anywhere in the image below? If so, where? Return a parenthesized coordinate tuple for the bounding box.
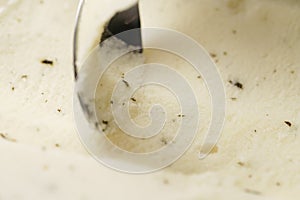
(73, 0, 142, 80)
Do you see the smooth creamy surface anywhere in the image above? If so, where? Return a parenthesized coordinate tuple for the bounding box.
(0, 0, 300, 199)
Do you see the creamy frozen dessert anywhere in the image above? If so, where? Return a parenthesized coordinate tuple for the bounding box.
(0, 0, 300, 199)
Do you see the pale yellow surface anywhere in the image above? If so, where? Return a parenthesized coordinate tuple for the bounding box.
(0, 0, 300, 199)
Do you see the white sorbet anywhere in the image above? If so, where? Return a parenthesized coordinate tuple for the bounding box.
(0, 0, 300, 199)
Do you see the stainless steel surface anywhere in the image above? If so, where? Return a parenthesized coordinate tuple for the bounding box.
(73, 0, 141, 81)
